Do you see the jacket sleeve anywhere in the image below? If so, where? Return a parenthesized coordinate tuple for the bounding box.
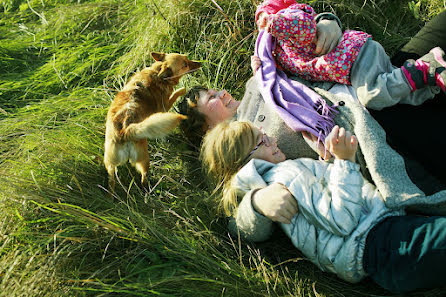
(267, 3, 317, 46)
(227, 189, 274, 242)
(295, 159, 363, 236)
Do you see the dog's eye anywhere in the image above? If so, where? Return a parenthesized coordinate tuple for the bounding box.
(183, 63, 188, 69)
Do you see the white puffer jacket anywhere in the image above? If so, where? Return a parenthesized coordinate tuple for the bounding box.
(232, 158, 403, 283)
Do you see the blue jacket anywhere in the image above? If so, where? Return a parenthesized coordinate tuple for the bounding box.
(232, 158, 403, 283)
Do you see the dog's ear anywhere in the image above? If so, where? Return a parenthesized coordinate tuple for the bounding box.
(187, 98, 197, 108)
(158, 64, 173, 79)
(151, 52, 166, 61)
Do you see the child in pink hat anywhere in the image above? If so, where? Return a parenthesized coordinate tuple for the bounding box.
(254, 0, 446, 109)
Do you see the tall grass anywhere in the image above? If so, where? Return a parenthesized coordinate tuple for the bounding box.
(1, 0, 445, 296)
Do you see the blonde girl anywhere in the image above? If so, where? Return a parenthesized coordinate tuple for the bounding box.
(200, 120, 446, 293)
(200, 120, 285, 216)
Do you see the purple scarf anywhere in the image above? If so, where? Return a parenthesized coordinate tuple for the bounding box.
(254, 30, 336, 142)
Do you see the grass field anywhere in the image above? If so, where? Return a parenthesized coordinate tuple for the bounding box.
(1, 0, 445, 296)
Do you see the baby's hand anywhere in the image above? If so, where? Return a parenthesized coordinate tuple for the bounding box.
(325, 125, 358, 163)
(251, 55, 261, 74)
(257, 12, 270, 31)
(314, 19, 343, 56)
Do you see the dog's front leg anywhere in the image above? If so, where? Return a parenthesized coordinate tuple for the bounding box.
(167, 87, 186, 110)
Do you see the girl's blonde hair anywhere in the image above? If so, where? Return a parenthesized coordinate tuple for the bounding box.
(200, 121, 257, 216)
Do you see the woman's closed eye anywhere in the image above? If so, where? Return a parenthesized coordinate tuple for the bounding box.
(208, 93, 220, 102)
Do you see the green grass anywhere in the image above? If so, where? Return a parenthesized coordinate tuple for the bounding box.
(1, 0, 445, 296)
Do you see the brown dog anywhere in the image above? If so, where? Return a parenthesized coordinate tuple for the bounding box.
(104, 52, 201, 191)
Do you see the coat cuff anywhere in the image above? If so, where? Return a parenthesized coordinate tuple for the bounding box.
(331, 159, 362, 185)
(229, 189, 274, 242)
(315, 12, 342, 30)
(333, 158, 360, 171)
(240, 188, 272, 222)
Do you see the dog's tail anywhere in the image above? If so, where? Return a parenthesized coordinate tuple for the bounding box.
(122, 112, 187, 141)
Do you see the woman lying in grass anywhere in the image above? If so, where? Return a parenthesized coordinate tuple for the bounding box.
(178, 11, 446, 228)
(200, 120, 446, 293)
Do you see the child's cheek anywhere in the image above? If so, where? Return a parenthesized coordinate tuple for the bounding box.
(207, 100, 220, 111)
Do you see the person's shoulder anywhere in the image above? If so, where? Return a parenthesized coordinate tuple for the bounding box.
(242, 76, 261, 101)
(280, 158, 318, 169)
(245, 76, 258, 89)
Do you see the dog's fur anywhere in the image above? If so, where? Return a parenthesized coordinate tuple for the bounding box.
(104, 52, 201, 191)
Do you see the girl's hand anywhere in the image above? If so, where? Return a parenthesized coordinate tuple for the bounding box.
(252, 183, 298, 224)
(251, 55, 261, 74)
(256, 12, 270, 31)
(314, 19, 342, 56)
(325, 125, 358, 163)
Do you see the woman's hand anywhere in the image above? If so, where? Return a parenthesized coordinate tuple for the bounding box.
(251, 55, 261, 74)
(251, 183, 298, 224)
(325, 125, 358, 162)
(313, 19, 343, 56)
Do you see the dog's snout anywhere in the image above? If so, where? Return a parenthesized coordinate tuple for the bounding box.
(189, 61, 201, 70)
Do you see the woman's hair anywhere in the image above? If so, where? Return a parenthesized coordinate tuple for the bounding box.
(176, 86, 208, 148)
(200, 121, 257, 216)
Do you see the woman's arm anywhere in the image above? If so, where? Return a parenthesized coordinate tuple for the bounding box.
(298, 126, 362, 236)
(251, 183, 298, 224)
(287, 157, 363, 237)
(228, 189, 274, 242)
(323, 159, 364, 235)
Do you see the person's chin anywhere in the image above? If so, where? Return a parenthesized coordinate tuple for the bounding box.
(280, 150, 286, 159)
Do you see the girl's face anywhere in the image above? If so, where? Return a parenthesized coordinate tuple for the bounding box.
(257, 12, 269, 30)
(249, 126, 286, 164)
(197, 89, 240, 129)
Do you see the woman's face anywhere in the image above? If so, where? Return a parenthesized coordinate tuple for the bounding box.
(250, 126, 286, 164)
(196, 89, 240, 128)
